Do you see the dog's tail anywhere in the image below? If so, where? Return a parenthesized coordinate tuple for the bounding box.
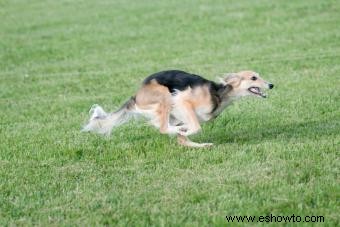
(82, 97, 136, 135)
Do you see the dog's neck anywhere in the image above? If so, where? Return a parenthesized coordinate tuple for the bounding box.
(216, 83, 243, 102)
(209, 83, 236, 117)
(212, 80, 248, 115)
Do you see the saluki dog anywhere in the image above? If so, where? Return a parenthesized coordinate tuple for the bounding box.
(83, 70, 274, 147)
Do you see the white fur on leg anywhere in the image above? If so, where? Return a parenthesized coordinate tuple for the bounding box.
(166, 125, 183, 135)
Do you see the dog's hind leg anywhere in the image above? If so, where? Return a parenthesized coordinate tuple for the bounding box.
(156, 103, 179, 134)
(177, 134, 213, 148)
(135, 81, 180, 134)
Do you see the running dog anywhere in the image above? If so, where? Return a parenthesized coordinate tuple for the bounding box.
(82, 70, 274, 147)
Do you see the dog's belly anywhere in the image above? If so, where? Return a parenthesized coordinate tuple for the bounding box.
(170, 105, 213, 124)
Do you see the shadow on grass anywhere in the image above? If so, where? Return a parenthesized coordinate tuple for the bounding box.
(199, 117, 338, 145)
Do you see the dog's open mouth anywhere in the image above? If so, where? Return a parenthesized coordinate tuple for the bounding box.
(248, 87, 266, 98)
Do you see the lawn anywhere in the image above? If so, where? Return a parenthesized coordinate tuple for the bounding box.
(0, 0, 339, 225)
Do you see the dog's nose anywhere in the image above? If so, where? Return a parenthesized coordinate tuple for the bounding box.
(269, 84, 274, 89)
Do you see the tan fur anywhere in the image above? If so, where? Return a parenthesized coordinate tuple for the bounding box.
(135, 79, 177, 134)
(135, 79, 171, 108)
(135, 82, 216, 137)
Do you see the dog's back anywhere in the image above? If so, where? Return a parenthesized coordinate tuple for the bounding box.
(143, 70, 211, 93)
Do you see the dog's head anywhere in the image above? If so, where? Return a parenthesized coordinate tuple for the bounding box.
(222, 71, 274, 98)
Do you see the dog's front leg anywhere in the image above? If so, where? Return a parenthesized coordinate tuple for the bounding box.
(172, 101, 213, 147)
(177, 134, 213, 148)
(174, 101, 202, 136)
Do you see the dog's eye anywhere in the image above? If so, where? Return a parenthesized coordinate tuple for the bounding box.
(251, 76, 257, 81)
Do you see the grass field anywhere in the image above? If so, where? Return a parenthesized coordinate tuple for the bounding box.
(1, 0, 339, 225)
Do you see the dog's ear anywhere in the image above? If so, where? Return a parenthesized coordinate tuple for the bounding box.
(222, 73, 241, 88)
(217, 84, 233, 97)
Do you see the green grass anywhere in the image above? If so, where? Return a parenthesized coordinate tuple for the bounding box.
(1, 0, 339, 225)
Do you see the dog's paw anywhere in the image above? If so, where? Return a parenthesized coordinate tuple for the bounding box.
(179, 127, 188, 132)
(166, 126, 182, 135)
(177, 127, 190, 136)
(200, 143, 213, 147)
(177, 127, 202, 136)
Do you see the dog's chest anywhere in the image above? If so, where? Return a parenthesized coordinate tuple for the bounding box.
(210, 100, 232, 118)
(195, 100, 232, 122)
(195, 106, 214, 122)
